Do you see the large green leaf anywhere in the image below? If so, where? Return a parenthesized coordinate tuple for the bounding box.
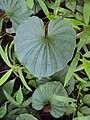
(0, 0, 31, 33)
(32, 81, 68, 118)
(14, 16, 76, 78)
(16, 114, 38, 120)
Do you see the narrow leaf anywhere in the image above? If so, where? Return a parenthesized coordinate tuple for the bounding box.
(0, 45, 12, 67)
(83, 57, 90, 79)
(83, 0, 90, 25)
(26, 0, 34, 9)
(38, 0, 49, 18)
(77, 27, 90, 52)
(18, 68, 32, 91)
(74, 73, 87, 83)
(0, 69, 13, 86)
(3, 90, 19, 107)
(64, 52, 80, 86)
(83, 51, 90, 58)
(0, 103, 7, 118)
(54, 0, 61, 15)
(53, 95, 76, 103)
(16, 86, 23, 105)
(22, 97, 32, 107)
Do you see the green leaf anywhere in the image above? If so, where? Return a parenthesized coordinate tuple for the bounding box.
(16, 86, 23, 105)
(0, 0, 31, 33)
(0, 45, 12, 67)
(77, 27, 90, 52)
(16, 114, 38, 120)
(3, 79, 15, 95)
(54, 0, 61, 15)
(26, 0, 34, 9)
(74, 73, 87, 83)
(80, 106, 90, 116)
(83, 58, 90, 79)
(53, 95, 76, 103)
(51, 65, 75, 95)
(83, 51, 90, 58)
(0, 103, 7, 118)
(3, 89, 19, 107)
(73, 116, 90, 120)
(82, 94, 90, 107)
(64, 52, 80, 86)
(83, 0, 90, 25)
(22, 97, 32, 107)
(18, 67, 32, 91)
(14, 16, 76, 78)
(66, 0, 76, 12)
(38, 0, 49, 18)
(32, 81, 68, 118)
(0, 69, 13, 86)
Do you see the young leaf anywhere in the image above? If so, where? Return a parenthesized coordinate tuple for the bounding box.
(0, 103, 7, 118)
(83, 58, 90, 79)
(0, 45, 12, 67)
(18, 67, 32, 91)
(3, 79, 15, 95)
(26, 0, 34, 9)
(14, 16, 76, 78)
(64, 52, 80, 86)
(83, 0, 90, 25)
(0, 69, 13, 86)
(38, 0, 49, 18)
(16, 114, 38, 120)
(16, 86, 23, 105)
(3, 90, 19, 107)
(53, 95, 76, 103)
(54, 0, 61, 15)
(74, 73, 87, 83)
(32, 81, 67, 118)
(83, 51, 90, 58)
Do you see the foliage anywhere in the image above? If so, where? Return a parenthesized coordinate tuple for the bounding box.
(0, 0, 90, 120)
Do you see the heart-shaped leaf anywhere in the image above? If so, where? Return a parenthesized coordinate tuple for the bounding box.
(0, 0, 31, 33)
(32, 81, 68, 118)
(14, 16, 76, 78)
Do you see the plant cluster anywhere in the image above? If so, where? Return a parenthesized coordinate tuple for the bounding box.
(0, 0, 90, 120)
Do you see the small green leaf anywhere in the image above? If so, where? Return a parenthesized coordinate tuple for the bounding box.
(53, 95, 76, 103)
(16, 86, 23, 105)
(0, 69, 13, 86)
(66, 0, 76, 12)
(83, 58, 90, 79)
(26, 0, 34, 9)
(16, 114, 38, 120)
(73, 116, 90, 120)
(0, 103, 7, 118)
(54, 0, 61, 15)
(38, 0, 49, 18)
(80, 106, 90, 115)
(64, 52, 80, 86)
(83, 51, 90, 58)
(74, 73, 87, 83)
(77, 27, 90, 52)
(82, 94, 90, 107)
(18, 67, 32, 91)
(3, 90, 19, 107)
(83, 0, 90, 25)
(3, 79, 15, 95)
(0, 45, 12, 67)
